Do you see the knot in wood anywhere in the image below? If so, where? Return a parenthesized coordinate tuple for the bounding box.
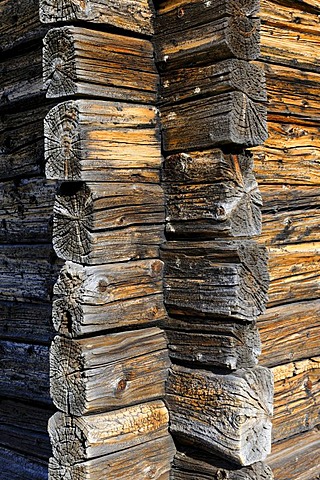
(117, 378, 128, 392)
(177, 8, 184, 18)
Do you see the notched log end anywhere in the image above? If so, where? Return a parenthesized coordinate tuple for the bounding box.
(227, 16, 261, 61)
(40, 0, 90, 24)
(230, 94, 268, 147)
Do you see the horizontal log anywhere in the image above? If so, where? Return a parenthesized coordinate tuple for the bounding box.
(44, 100, 161, 183)
(0, 340, 50, 404)
(163, 149, 262, 238)
(49, 435, 175, 479)
(272, 357, 320, 442)
(52, 259, 166, 337)
(259, 300, 320, 368)
(260, 184, 320, 212)
(161, 92, 268, 152)
(0, 177, 55, 243)
(53, 181, 164, 264)
(40, 0, 154, 35)
(50, 327, 169, 416)
(48, 400, 169, 465)
(167, 365, 273, 466)
(161, 240, 269, 322)
(43, 27, 157, 103)
(0, 447, 48, 480)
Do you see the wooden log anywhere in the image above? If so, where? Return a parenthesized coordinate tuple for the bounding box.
(0, 177, 55, 244)
(43, 27, 157, 103)
(0, 447, 48, 480)
(50, 327, 170, 416)
(52, 259, 166, 337)
(155, 0, 261, 69)
(44, 99, 161, 183)
(167, 365, 273, 466)
(161, 92, 268, 152)
(49, 435, 175, 479)
(163, 149, 262, 238)
(161, 240, 269, 322)
(48, 400, 169, 465)
(0, 340, 50, 404)
(272, 357, 320, 442)
(53, 181, 164, 264)
(260, 184, 320, 211)
(259, 300, 320, 368)
(160, 59, 267, 106)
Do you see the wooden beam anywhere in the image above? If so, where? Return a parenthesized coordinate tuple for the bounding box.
(0, 447, 48, 480)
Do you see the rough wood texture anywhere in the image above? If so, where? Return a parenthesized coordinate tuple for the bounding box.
(155, 0, 261, 69)
(49, 435, 175, 479)
(272, 357, 320, 442)
(161, 92, 268, 152)
(40, 0, 154, 36)
(50, 328, 170, 415)
(0, 447, 48, 480)
(48, 400, 169, 465)
(53, 181, 164, 264)
(44, 99, 161, 183)
(163, 149, 262, 238)
(162, 240, 269, 321)
(43, 27, 157, 103)
(52, 259, 166, 337)
(167, 365, 273, 466)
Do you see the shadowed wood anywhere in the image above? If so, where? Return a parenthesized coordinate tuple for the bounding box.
(52, 259, 166, 337)
(50, 328, 170, 415)
(40, 0, 154, 35)
(161, 240, 269, 321)
(167, 365, 273, 466)
(163, 149, 262, 238)
(48, 400, 169, 465)
(53, 181, 164, 264)
(44, 99, 161, 183)
(43, 27, 157, 103)
(0, 448, 48, 480)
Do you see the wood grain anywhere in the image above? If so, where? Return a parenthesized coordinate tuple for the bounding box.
(0, 447, 48, 480)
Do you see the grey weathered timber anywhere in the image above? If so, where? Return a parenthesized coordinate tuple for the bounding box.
(49, 435, 175, 479)
(43, 27, 157, 103)
(0, 447, 48, 480)
(161, 240, 269, 322)
(52, 259, 167, 337)
(44, 100, 161, 183)
(50, 328, 170, 415)
(53, 181, 164, 264)
(163, 149, 262, 238)
(48, 400, 169, 465)
(167, 365, 273, 466)
(161, 92, 268, 152)
(40, 0, 154, 36)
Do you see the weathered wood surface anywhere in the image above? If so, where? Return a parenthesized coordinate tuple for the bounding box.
(0, 399, 52, 460)
(167, 365, 273, 466)
(43, 27, 157, 103)
(272, 357, 320, 442)
(44, 99, 161, 183)
(260, 184, 320, 212)
(162, 240, 269, 321)
(53, 259, 166, 337)
(171, 450, 273, 479)
(0, 340, 50, 404)
(0, 447, 48, 480)
(0, 177, 55, 243)
(40, 0, 154, 36)
(259, 299, 320, 367)
(53, 181, 164, 264)
(155, 1, 261, 69)
(268, 428, 320, 480)
(160, 59, 267, 106)
(50, 328, 170, 415)
(48, 400, 169, 464)
(163, 149, 262, 238)
(49, 435, 175, 479)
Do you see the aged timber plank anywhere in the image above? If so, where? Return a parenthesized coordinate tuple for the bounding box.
(163, 149, 262, 238)
(0, 447, 48, 480)
(44, 100, 161, 183)
(167, 365, 273, 466)
(52, 259, 166, 337)
(43, 27, 157, 103)
(53, 181, 164, 264)
(50, 328, 170, 415)
(39, 0, 154, 36)
(161, 240, 269, 321)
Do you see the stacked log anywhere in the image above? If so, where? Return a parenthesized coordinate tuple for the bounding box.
(41, 2, 174, 478)
(153, 0, 274, 477)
